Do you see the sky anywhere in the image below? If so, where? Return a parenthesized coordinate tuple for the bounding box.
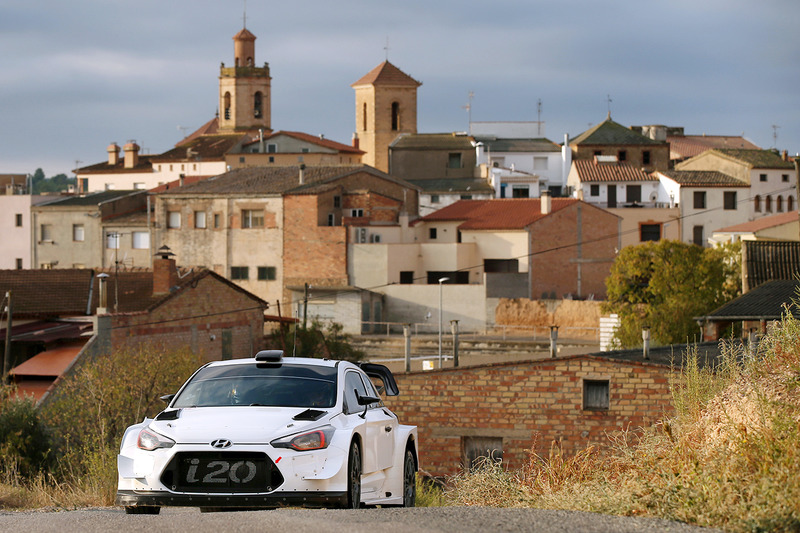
(1, 0, 798, 178)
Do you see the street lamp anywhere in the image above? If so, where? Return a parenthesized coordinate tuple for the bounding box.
(438, 277, 449, 368)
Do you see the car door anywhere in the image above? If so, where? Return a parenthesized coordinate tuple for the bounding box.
(343, 371, 396, 474)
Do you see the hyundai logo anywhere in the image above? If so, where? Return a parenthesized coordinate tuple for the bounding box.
(211, 439, 233, 449)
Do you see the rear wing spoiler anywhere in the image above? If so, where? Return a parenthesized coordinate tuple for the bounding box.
(358, 363, 400, 396)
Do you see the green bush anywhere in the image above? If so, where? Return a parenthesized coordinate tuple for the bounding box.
(0, 387, 52, 478)
(266, 320, 365, 362)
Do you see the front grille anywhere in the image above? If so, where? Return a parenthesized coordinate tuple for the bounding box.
(161, 451, 284, 493)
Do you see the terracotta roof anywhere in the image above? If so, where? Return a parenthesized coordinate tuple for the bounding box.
(473, 137, 560, 153)
(158, 165, 410, 196)
(570, 117, 663, 146)
(716, 211, 799, 234)
(668, 135, 760, 159)
(390, 133, 474, 150)
(241, 131, 363, 154)
(418, 198, 578, 230)
(658, 170, 747, 187)
(572, 160, 657, 183)
(154, 133, 248, 162)
(33, 190, 143, 208)
(75, 155, 156, 174)
(742, 240, 800, 291)
(408, 178, 494, 194)
(704, 279, 800, 320)
(176, 117, 221, 146)
(709, 149, 796, 169)
(10, 342, 86, 378)
(351, 61, 421, 87)
(148, 175, 210, 193)
(0, 269, 96, 318)
(233, 28, 256, 41)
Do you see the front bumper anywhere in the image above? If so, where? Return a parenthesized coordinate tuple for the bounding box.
(116, 489, 348, 509)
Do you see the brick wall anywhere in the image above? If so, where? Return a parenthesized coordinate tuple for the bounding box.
(109, 273, 265, 361)
(383, 355, 673, 477)
(530, 202, 618, 300)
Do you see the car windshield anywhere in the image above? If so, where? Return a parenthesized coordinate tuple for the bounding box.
(172, 363, 338, 408)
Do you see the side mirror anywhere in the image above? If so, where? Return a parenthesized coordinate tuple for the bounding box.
(159, 394, 175, 404)
(356, 392, 380, 419)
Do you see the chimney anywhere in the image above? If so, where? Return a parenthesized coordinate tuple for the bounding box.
(541, 190, 552, 215)
(298, 164, 306, 185)
(153, 245, 178, 294)
(123, 141, 140, 169)
(107, 143, 120, 166)
(782, 150, 788, 161)
(352, 132, 359, 150)
(97, 273, 110, 314)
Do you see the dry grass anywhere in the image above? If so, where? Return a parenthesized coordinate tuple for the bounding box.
(445, 313, 800, 532)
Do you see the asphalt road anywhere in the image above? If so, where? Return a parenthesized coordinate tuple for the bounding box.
(0, 506, 724, 533)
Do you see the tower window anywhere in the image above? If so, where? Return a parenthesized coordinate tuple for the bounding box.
(362, 102, 367, 132)
(224, 92, 231, 120)
(391, 102, 400, 131)
(254, 92, 263, 118)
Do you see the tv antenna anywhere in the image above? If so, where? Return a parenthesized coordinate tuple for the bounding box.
(462, 91, 474, 133)
(384, 37, 390, 61)
(772, 124, 780, 148)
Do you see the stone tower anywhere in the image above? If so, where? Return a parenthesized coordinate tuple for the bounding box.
(351, 61, 421, 173)
(218, 28, 272, 132)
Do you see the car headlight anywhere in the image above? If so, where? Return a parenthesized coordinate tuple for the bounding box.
(137, 426, 176, 451)
(271, 425, 335, 451)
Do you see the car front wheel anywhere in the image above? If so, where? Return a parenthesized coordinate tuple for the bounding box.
(345, 440, 362, 509)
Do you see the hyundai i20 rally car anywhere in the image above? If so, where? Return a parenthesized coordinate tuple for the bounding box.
(116, 351, 418, 513)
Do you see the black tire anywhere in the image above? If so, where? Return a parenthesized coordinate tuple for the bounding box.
(401, 448, 416, 507)
(124, 505, 160, 515)
(345, 440, 362, 509)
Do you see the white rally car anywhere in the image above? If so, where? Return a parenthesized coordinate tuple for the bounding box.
(116, 351, 418, 513)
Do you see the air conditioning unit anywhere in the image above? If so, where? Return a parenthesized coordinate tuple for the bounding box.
(356, 228, 367, 243)
(369, 233, 381, 243)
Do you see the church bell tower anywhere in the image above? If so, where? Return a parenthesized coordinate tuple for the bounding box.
(218, 28, 272, 132)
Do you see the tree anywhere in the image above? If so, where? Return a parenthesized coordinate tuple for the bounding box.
(29, 168, 76, 194)
(602, 240, 741, 347)
(265, 320, 365, 362)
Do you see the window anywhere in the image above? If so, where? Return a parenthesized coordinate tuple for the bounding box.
(242, 209, 264, 228)
(106, 231, 120, 249)
(789, 196, 795, 211)
(754, 195, 761, 212)
(343, 371, 372, 415)
(362, 102, 367, 132)
(214, 213, 221, 229)
(73, 224, 85, 242)
(333, 196, 341, 208)
(429, 227, 438, 239)
(239, 156, 245, 163)
(777, 196, 784, 212)
(350, 209, 364, 218)
(327, 213, 335, 226)
(134, 182, 146, 190)
(460, 194, 473, 200)
(693, 191, 706, 209)
(766, 196, 772, 213)
(583, 380, 609, 410)
(626, 184, 642, 203)
(693, 225, 704, 246)
(448, 153, 462, 169)
(590, 184, 600, 197)
(268, 156, 274, 163)
(168, 211, 181, 229)
(640, 223, 661, 242)
(267, 144, 277, 153)
(15, 258, 22, 270)
(40, 224, 53, 242)
(723, 191, 737, 210)
(223, 92, 231, 120)
(194, 211, 207, 229)
(231, 266, 249, 280)
(760, 173, 767, 182)
(132, 231, 150, 250)
(782, 174, 790, 183)
(618, 150, 627, 162)
(533, 156, 548, 170)
(399, 271, 414, 284)
(511, 187, 529, 198)
(431, 195, 440, 204)
(15, 214, 22, 227)
(642, 150, 651, 165)
(254, 91, 263, 118)
(463, 437, 503, 471)
(257, 266, 277, 281)
(391, 102, 400, 131)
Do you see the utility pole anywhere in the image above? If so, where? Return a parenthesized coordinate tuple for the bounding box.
(3, 291, 12, 382)
(303, 283, 309, 330)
